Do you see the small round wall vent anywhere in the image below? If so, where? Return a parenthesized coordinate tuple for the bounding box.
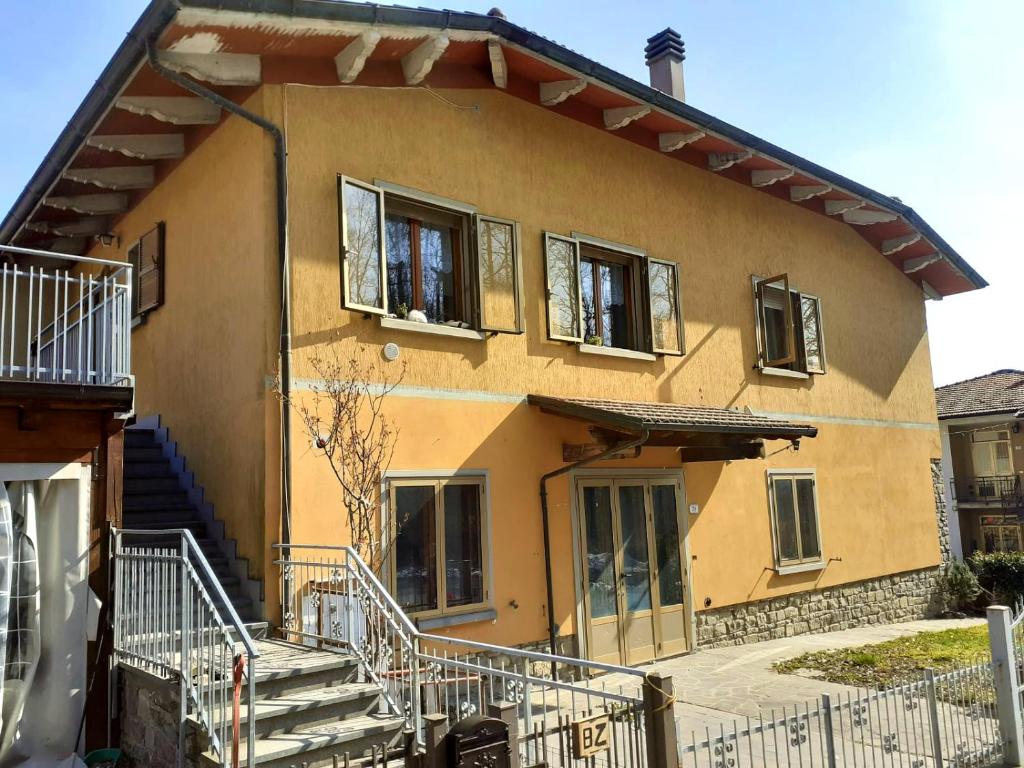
(383, 342, 401, 361)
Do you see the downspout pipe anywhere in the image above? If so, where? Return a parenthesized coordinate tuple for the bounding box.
(144, 42, 294, 557)
(538, 428, 649, 678)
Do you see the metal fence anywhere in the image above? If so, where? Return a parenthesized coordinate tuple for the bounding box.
(0, 244, 132, 387)
(112, 528, 259, 768)
(273, 544, 652, 768)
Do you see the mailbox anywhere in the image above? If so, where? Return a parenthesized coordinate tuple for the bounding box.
(446, 715, 511, 768)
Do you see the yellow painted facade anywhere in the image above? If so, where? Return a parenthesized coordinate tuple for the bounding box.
(93, 81, 944, 654)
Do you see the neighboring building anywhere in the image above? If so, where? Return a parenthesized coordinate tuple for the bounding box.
(936, 370, 1024, 559)
(0, 0, 985, 674)
(0, 244, 133, 757)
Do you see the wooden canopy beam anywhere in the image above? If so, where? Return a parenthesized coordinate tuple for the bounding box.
(658, 130, 705, 152)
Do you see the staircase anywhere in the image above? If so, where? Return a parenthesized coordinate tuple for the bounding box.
(122, 419, 263, 624)
(193, 640, 405, 767)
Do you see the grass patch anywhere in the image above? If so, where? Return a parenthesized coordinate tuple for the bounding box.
(773, 626, 989, 689)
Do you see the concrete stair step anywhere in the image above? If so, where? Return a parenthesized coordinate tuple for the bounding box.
(124, 461, 177, 478)
(125, 477, 183, 495)
(253, 642, 360, 699)
(124, 429, 158, 448)
(123, 493, 192, 510)
(124, 446, 166, 462)
(122, 509, 203, 526)
(198, 714, 404, 768)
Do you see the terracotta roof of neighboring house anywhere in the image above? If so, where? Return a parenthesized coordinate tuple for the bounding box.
(527, 395, 817, 439)
(935, 370, 1024, 420)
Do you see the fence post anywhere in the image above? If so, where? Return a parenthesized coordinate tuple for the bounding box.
(820, 695, 837, 768)
(924, 669, 944, 767)
(643, 671, 678, 768)
(488, 701, 520, 768)
(423, 713, 448, 768)
(987, 605, 1024, 766)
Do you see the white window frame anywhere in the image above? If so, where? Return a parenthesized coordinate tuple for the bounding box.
(339, 175, 389, 316)
(766, 468, 824, 572)
(382, 470, 493, 619)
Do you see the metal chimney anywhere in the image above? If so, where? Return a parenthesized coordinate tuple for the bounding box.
(645, 28, 685, 102)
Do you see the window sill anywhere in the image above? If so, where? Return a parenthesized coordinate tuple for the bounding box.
(774, 561, 826, 576)
(579, 344, 657, 362)
(759, 366, 809, 380)
(415, 607, 497, 631)
(380, 316, 486, 341)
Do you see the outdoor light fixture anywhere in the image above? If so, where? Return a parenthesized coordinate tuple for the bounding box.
(96, 232, 118, 247)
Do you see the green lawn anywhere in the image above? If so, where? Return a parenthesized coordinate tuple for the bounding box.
(773, 626, 989, 689)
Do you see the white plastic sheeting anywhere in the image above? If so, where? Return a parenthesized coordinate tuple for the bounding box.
(0, 469, 90, 767)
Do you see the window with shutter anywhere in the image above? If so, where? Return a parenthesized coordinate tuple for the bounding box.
(648, 258, 684, 355)
(753, 274, 827, 375)
(129, 222, 165, 318)
(476, 216, 523, 333)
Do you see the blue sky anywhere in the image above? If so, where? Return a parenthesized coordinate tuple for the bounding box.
(1, 1, 1018, 386)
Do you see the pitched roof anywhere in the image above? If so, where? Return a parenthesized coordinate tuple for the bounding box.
(0, 0, 985, 299)
(935, 370, 1024, 420)
(527, 395, 817, 439)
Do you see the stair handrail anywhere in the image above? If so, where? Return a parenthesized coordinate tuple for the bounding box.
(112, 527, 259, 768)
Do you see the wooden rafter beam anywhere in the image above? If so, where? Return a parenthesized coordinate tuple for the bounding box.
(539, 79, 587, 106)
(658, 130, 705, 152)
(487, 39, 507, 89)
(882, 232, 922, 256)
(823, 199, 864, 216)
(85, 134, 184, 160)
(842, 209, 899, 225)
(157, 51, 261, 86)
(751, 168, 794, 187)
(63, 166, 155, 191)
(334, 31, 381, 83)
(903, 253, 942, 274)
(25, 217, 109, 237)
(44, 193, 128, 216)
(921, 280, 942, 301)
(679, 441, 765, 463)
(603, 105, 650, 130)
(708, 151, 753, 171)
(790, 184, 832, 202)
(115, 96, 221, 125)
(402, 35, 449, 85)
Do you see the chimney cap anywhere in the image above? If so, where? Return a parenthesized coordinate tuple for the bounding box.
(487, 7, 507, 20)
(644, 28, 685, 65)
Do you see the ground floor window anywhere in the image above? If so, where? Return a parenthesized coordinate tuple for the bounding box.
(767, 469, 822, 569)
(980, 515, 1022, 553)
(388, 476, 488, 616)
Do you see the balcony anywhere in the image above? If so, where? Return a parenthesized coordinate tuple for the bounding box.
(0, 245, 132, 397)
(959, 474, 1023, 506)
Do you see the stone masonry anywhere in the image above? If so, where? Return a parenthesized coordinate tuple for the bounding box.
(695, 566, 942, 647)
(931, 457, 952, 565)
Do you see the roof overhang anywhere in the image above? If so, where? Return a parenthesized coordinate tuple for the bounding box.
(0, 0, 986, 299)
(529, 394, 816, 462)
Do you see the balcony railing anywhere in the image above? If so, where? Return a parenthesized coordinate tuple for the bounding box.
(960, 474, 1023, 504)
(0, 244, 131, 388)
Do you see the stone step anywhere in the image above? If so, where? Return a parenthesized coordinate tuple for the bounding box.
(198, 714, 404, 768)
(124, 429, 158, 448)
(125, 477, 183, 495)
(253, 642, 360, 699)
(124, 461, 177, 478)
(122, 509, 203, 526)
(124, 446, 166, 462)
(123, 493, 192, 511)
(193, 682, 381, 740)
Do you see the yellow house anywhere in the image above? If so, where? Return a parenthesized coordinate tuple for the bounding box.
(0, 1, 985, 667)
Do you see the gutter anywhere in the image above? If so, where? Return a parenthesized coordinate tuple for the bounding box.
(537, 428, 649, 678)
(143, 43, 294, 559)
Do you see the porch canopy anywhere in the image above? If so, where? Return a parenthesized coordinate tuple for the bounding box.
(527, 394, 817, 462)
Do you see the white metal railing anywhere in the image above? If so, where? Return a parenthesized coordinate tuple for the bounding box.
(273, 544, 650, 768)
(0, 244, 131, 387)
(113, 528, 258, 768)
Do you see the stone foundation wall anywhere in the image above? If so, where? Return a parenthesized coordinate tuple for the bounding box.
(118, 667, 202, 768)
(932, 458, 952, 565)
(695, 566, 942, 648)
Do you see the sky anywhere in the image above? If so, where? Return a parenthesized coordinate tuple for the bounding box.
(0, 1, 1019, 387)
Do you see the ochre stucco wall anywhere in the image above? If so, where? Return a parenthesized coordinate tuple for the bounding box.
(275, 82, 944, 650)
(85, 91, 280, 579)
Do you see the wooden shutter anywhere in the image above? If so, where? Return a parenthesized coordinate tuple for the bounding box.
(476, 216, 523, 333)
(755, 274, 795, 367)
(543, 233, 582, 342)
(646, 258, 684, 355)
(799, 294, 826, 374)
(136, 222, 165, 315)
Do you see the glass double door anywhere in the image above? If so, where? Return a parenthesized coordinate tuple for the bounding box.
(578, 478, 687, 666)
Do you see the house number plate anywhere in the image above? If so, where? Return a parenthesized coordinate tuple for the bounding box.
(572, 713, 611, 759)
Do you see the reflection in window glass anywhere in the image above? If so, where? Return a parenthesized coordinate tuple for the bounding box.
(385, 215, 413, 313)
(762, 285, 789, 364)
(584, 487, 617, 619)
(801, 296, 823, 372)
(617, 486, 652, 612)
(651, 484, 684, 607)
(394, 486, 437, 613)
(420, 224, 456, 323)
(795, 478, 820, 559)
(773, 478, 799, 562)
(546, 238, 580, 339)
(649, 261, 681, 353)
(479, 220, 517, 331)
(343, 182, 383, 309)
(443, 484, 484, 608)
(580, 255, 632, 349)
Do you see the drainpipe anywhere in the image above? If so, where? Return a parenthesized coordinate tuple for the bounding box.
(144, 42, 293, 557)
(538, 428, 649, 678)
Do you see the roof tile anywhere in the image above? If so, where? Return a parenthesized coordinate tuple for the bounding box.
(935, 369, 1024, 419)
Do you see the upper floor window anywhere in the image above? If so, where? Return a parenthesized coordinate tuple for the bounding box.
(753, 274, 825, 375)
(338, 176, 523, 334)
(971, 430, 1013, 477)
(767, 469, 822, 571)
(544, 232, 683, 356)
